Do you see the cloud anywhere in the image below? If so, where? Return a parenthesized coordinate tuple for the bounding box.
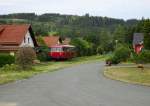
(0, 0, 150, 19)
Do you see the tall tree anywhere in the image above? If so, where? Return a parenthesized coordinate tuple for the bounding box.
(143, 19, 150, 49)
(71, 38, 93, 56)
(113, 25, 126, 43)
(99, 28, 113, 53)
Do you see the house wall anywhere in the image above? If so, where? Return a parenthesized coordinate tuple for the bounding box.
(20, 31, 34, 47)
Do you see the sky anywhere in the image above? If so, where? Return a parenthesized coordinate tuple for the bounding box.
(0, 0, 150, 20)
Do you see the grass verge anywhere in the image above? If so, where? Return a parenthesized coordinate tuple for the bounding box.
(104, 66, 150, 86)
(0, 55, 107, 85)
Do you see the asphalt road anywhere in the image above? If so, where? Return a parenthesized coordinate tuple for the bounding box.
(0, 62, 150, 106)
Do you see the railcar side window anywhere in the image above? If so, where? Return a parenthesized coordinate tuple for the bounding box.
(62, 47, 75, 52)
(57, 48, 62, 52)
(63, 47, 69, 51)
(51, 48, 55, 52)
(51, 47, 62, 52)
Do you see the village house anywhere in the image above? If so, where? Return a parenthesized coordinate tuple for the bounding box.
(43, 36, 62, 47)
(43, 36, 71, 47)
(133, 33, 144, 54)
(0, 24, 38, 55)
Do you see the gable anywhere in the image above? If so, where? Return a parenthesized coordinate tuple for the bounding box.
(20, 31, 34, 47)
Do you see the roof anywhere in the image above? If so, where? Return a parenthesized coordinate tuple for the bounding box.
(43, 36, 61, 47)
(133, 33, 144, 45)
(0, 45, 19, 51)
(0, 24, 38, 48)
(0, 24, 30, 45)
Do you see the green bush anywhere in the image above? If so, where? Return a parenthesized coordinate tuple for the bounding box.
(37, 46, 51, 61)
(96, 46, 104, 55)
(107, 45, 131, 64)
(111, 56, 121, 64)
(0, 54, 15, 67)
(16, 47, 36, 70)
(37, 52, 50, 61)
(134, 50, 150, 64)
(114, 46, 130, 61)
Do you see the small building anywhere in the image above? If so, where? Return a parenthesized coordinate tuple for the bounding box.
(43, 36, 75, 60)
(43, 36, 62, 47)
(133, 33, 144, 54)
(43, 36, 71, 47)
(0, 24, 38, 55)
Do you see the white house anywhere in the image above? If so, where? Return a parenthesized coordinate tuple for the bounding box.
(0, 24, 38, 54)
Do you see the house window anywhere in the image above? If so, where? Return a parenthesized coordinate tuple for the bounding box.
(28, 37, 30, 43)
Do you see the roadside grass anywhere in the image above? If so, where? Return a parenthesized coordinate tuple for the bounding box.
(0, 55, 107, 85)
(104, 66, 150, 86)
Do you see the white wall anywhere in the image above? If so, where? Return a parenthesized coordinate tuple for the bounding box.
(20, 31, 34, 47)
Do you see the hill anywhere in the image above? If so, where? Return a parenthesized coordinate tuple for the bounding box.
(0, 13, 142, 56)
(0, 13, 139, 37)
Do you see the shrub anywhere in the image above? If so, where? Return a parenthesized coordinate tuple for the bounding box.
(37, 46, 50, 61)
(0, 54, 15, 67)
(111, 56, 121, 64)
(16, 47, 36, 70)
(96, 46, 104, 55)
(134, 50, 150, 64)
(37, 52, 49, 61)
(107, 45, 131, 64)
(114, 45, 130, 61)
(106, 55, 120, 65)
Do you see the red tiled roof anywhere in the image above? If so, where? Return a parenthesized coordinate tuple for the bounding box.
(0, 45, 19, 51)
(0, 24, 30, 45)
(43, 36, 60, 47)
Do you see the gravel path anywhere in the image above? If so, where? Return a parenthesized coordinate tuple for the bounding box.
(0, 62, 150, 106)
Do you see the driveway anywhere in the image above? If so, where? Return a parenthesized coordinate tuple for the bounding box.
(0, 62, 150, 106)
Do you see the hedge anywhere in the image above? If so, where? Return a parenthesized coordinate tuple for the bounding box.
(0, 54, 15, 67)
(134, 50, 150, 63)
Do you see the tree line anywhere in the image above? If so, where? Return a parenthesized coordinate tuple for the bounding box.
(0, 13, 149, 56)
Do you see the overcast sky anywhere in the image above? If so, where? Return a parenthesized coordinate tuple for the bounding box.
(0, 0, 150, 19)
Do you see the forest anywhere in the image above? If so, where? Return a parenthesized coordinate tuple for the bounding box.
(0, 13, 150, 56)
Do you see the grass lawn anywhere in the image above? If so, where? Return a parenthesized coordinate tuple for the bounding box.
(0, 55, 107, 85)
(104, 66, 150, 86)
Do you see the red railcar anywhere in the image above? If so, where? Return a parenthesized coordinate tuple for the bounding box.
(49, 45, 76, 60)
